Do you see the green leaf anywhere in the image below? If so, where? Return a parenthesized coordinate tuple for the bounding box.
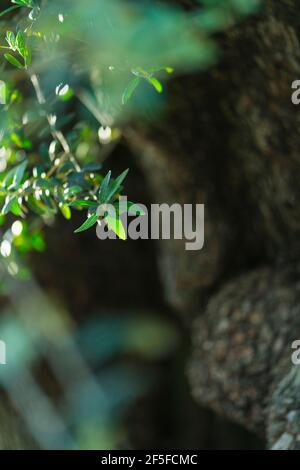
(2, 168, 16, 188)
(74, 213, 98, 233)
(148, 77, 163, 93)
(64, 185, 82, 196)
(16, 32, 31, 66)
(59, 161, 76, 174)
(12, 0, 33, 7)
(4, 53, 23, 69)
(105, 169, 129, 203)
(3, 160, 27, 189)
(10, 132, 32, 149)
(122, 77, 140, 105)
(34, 179, 52, 189)
(26, 195, 47, 215)
(105, 214, 126, 240)
(41, 194, 56, 212)
(0, 5, 22, 18)
(16, 31, 26, 54)
(1, 196, 19, 215)
(59, 204, 71, 220)
(9, 160, 27, 189)
(6, 31, 16, 50)
(98, 170, 111, 203)
(70, 200, 98, 208)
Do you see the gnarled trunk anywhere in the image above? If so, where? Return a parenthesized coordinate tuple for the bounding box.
(125, 0, 300, 448)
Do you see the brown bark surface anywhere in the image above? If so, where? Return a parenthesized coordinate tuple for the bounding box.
(125, 0, 300, 448)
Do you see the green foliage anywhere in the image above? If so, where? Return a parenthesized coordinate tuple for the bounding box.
(4, 30, 31, 68)
(0, 0, 259, 277)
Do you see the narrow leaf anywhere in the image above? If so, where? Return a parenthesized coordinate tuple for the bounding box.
(4, 53, 23, 69)
(59, 204, 71, 220)
(105, 214, 126, 240)
(122, 77, 140, 105)
(105, 168, 129, 203)
(149, 77, 163, 93)
(0, 5, 22, 18)
(70, 200, 98, 208)
(74, 213, 98, 233)
(9, 160, 27, 189)
(98, 170, 111, 203)
(1, 196, 18, 215)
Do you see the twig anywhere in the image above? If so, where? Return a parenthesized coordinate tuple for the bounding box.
(29, 73, 81, 177)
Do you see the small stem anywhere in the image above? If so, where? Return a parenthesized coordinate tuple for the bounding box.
(29, 72, 81, 177)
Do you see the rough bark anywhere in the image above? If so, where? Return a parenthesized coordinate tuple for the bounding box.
(188, 265, 300, 448)
(125, 0, 300, 448)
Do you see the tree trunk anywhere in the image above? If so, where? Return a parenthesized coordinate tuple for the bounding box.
(125, 0, 300, 448)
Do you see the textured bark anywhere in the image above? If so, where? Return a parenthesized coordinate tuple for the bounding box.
(188, 265, 300, 448)
(126, 0, 300, 448)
